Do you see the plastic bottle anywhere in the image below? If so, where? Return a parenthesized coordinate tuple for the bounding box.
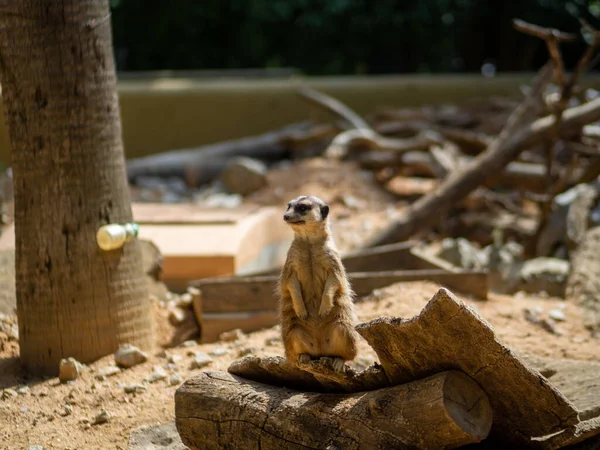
(96, 223, 139, 251)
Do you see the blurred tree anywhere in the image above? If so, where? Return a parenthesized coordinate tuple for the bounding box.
(109, 0, 599, 75)
(0, 0, 155, 375)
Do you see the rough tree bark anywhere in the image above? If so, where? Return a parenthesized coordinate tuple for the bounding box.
(175, 370, 492, 450)
(0, 0, 154, 374)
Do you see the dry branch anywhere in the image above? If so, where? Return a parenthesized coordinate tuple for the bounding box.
(366, 65, 600, 246)
(175, 370, 492, 450)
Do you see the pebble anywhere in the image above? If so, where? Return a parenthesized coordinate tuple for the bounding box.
(177, 292, 194, 308)
(209, 347, 228, 357)
(190, 352, 213, 370)
(219, 157, 268, 196)
(168, 354, 183, 364)
(91, 410, 110, 425)
(238, 347, 257, 357)
(168, 307, 187, 326)
(2, 388, 18, 400)
(219, 329, 245, 342)
(58, 357, 81, 383)
(28, 446, 44, 450)
(146, 365, 168, 383)
(114, 344, 149, 368)
(181, 340, 198, 347)
(265, 337, 281, 346)
(549, 309, 566, 322)
(95, 366, 121, 380)
(124, 384, 147, 394)
(169, 374, 183, 386)
(16, 386, 29, 395)
(58, 404, 73, 417)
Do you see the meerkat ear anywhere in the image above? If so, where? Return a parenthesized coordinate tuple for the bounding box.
(320, 204, 330, 220)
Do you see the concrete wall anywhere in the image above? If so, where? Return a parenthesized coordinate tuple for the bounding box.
(0, 72, 589, 165)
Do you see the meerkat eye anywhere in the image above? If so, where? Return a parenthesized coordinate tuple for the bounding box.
(296, 204, 310, 213)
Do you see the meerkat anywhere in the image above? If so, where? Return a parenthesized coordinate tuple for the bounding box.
(277, 195, 359, 372)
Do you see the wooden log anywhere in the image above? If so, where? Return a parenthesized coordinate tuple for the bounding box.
(366, 68, 600, 246)
(126, 122, 310, 186)
(356, 288, 579, 445)
(175, 370, 492, 450)
(190, 269, 489, 313)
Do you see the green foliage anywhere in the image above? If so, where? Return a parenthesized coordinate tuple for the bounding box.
(109, 0, 600, 75)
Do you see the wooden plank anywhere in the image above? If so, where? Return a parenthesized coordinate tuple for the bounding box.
(200, 310, 278, 343)
(132, 202, 259, 224)
(241, 240, 419, 277)
(191, 269, 489, 313)
(340, 241, 418, 272)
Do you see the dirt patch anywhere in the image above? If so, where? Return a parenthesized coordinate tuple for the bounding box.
(1, 280, 599, 449)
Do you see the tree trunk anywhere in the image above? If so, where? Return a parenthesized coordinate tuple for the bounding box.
(175, 370, 492, 450)
(0, 0, 154, 374)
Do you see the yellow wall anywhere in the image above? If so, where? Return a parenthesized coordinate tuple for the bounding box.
(0, 73, 571, 164)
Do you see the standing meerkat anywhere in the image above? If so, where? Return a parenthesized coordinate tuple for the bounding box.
(277, 195, 359, 372)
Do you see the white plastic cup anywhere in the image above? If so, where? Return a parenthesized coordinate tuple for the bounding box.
(96, 223, 139, 251)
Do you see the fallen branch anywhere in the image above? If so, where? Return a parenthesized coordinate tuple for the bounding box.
(365, 64, 600, 246)
(298, 86, 442, 159)
(126, 122, 311, 187)
(175, 370, 492, 450)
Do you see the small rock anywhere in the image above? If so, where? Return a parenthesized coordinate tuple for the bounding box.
(16, 386, 29, 395)
(168, 354, 183, 364)
(58, 404, 73, 417)
(190, 352, 213, 370)
(341, 195, 359, 210)
(128, 422, 187, 450)
(168, 307, 187, 326)
(28, 446, 44, 450)
(438, 237, 486, 270)
(219, 329, 244, 342)
(265, 337, 282, 346)
(209, 347, 228, 357)
(518, 257, 570, 297)
(146, 365, 168, 383)
(219, 157, 268, 196)
(58, 357, 81, 383)
(95, 366, 121, 380)
(177, 292, 194, 308)
(238, 347, 257, 357)
(181, 340, 197, 347)
(549, 309, 566, 322)
(124, 384, 147, 394)
(114, 344, 149, 369)
(169, 374, 183, 386)
(91, 410, 110, 425)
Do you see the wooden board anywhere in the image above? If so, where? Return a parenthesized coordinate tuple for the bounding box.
(132, 203, 259, 224)
(200, 310, 279, 343)
(191, 269, 489, 314)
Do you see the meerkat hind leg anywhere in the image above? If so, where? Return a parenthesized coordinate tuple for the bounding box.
(285, 325, 317, 366)
(321, 321, 358, 365)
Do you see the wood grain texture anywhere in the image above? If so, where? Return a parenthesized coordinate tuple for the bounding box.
(356, 288, 579, 445)
(175, 370, 492, 450)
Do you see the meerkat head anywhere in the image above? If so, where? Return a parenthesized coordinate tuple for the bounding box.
(283, 196, 330, 232)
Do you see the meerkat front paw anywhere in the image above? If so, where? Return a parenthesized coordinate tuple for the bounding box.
(332, 357, 346, 373)
(298, 353, 311, 365)
(318, 300, 333, 317)
(295, 305, 308, 320)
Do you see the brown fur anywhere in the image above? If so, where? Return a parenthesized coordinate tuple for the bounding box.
(277, 196, 359, 371)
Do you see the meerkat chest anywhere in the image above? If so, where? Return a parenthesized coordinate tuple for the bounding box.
(292, 242, 331, 298)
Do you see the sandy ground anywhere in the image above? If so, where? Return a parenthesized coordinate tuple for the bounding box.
(1, 157, 600, 449)
(1, 281, 599, 449)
